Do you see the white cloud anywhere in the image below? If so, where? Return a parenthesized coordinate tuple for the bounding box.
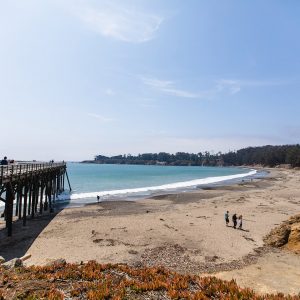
(76, 3, 163, 43)
(87, 113, 114, 122)
(141, 77, 205, 99)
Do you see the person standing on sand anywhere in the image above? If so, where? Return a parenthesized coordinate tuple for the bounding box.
(97, 195, 100, 203)
(237, 215, 243, 230)
(224, 211, 229, 226)
(232, 213, 237, 229)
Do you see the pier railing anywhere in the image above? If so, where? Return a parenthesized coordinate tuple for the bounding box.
(0, 162, 66, 183)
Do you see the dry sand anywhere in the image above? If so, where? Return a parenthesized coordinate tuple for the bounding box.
(0, 168, 300, 295)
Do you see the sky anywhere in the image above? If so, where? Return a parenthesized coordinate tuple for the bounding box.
(0, 0, 300, 161)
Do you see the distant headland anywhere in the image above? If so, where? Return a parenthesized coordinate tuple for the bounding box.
(82, 144, 300, 168)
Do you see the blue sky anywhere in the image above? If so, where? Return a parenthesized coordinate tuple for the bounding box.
(1, 0, 299, 161)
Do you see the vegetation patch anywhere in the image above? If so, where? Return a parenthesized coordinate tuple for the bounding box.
(0, 260, 299, 299)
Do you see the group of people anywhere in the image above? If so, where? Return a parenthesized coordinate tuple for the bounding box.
(224, 211, 243, 229)
(1, 156, 15, 165)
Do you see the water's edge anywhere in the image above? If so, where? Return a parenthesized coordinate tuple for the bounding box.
(55, 168, 263, 208)
(0, 168, 267, 210)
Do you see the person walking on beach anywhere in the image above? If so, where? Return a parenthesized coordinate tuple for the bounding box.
(237, 215, 243, 230)
(97, 195, 100, 203)
(232, 213, 237, 229)
(224, 211, 229, 226)
(1, 156, 8, 165)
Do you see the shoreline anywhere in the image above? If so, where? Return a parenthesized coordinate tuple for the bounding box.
(0, 168, 299, 294)
(55, 165, 260, 208)
(0, 164, 263, 211)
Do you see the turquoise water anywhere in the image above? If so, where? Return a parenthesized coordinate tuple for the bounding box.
(0, 163, 257, 209)
(60, 163, 256, 203)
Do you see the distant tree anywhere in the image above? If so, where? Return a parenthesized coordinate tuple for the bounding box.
(91, 144, 300, 167)
(286, 145, 300, 167)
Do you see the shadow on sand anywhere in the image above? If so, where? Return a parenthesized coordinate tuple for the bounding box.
(0, 208, 62, 262)
(227, 225, 250, 232)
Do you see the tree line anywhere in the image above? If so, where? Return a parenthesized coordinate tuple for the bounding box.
(87, 144, 300, 167)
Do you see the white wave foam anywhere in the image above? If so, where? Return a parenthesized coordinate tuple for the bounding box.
(58, 169, 257, 201)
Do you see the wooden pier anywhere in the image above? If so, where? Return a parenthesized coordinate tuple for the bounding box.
(0, 162, 71, 236)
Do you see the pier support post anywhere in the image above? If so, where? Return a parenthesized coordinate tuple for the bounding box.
(62, 173, 65, 191)
(39, 184, 44, 214)
(23, 186, 28, 226)
(35, 184, 39, 213)
(66, 171, 72, 191)
(6, 182, 14, 236)
(28, 184, 32, 215)
(18, 185, 22, 219)
(15, 187, 19, 217)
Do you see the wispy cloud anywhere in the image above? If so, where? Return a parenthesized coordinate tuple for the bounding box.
(216, 79, 241, 95)
(75, 2, 164, 43)
(141, 77, 205, 99)
(87, 113, 114, 122)
(216, 78, 292, 95)
(141, 76, 293, 99)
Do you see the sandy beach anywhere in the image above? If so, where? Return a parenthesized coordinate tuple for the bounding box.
(0, 168, 299, 295)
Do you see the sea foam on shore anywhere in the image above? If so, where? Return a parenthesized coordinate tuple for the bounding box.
(58, 169, 257, 202)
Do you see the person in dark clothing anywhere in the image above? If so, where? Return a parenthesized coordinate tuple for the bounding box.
(1, 156, 8, 165)
(232, 213, 237, 229)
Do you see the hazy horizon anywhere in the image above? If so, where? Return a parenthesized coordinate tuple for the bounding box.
(1, 1, 300, 161)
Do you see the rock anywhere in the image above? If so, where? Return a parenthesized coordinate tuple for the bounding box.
(0, 256, 5, 264)
(286, 223, 300, 253)
(3, 258, 23, 270)
(46, 258, 66, 267)
(264, 225, 291, 247)
(264, 214, 300, 252)
(288, 214, 300, 225)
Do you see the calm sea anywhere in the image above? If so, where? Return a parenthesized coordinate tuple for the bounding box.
(56, 163, 257, 206)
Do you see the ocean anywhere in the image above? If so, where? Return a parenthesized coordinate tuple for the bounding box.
(55, 163, 258, 207)
(0, 163, 259, 209)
